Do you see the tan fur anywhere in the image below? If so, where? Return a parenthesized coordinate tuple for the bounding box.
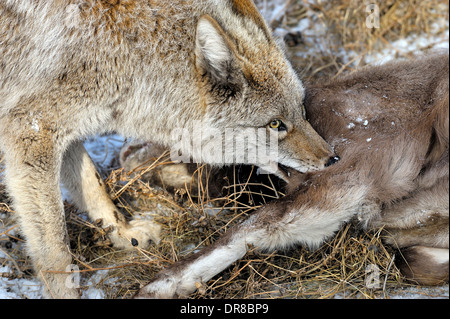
(135, 53, 449, 298)
(0, 0, 334, 298)
(230, 0, 270, 40)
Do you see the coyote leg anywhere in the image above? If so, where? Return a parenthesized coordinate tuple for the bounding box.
(2, 137, 79, 298)
(61, 141, 161, 249)
(134, 181, 368, 298)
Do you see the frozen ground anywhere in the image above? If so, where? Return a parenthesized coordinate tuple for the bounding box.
(1, 2, 449, 299)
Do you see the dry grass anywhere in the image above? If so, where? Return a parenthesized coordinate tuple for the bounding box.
(1, 0, 448, 299)
(258, 0, 449, 81)
(1, 157, 408, 299)
(55, 160, 409, 299)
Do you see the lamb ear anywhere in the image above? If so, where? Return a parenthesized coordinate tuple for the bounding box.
(195, 15, 237, 84)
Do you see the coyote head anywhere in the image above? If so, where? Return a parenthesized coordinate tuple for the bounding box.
(187, 8, 337, 178)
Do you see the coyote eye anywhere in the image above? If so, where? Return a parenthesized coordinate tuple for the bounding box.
(269, 119, 287, 131)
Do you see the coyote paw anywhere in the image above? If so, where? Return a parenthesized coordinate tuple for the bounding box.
(109, 217, 161, 250)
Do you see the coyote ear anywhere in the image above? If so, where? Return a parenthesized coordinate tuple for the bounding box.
(195, 15, 237, 84)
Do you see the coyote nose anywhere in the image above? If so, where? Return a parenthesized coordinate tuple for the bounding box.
(325, 156, 340, 167)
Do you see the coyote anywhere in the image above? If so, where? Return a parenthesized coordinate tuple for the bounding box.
(0, 0, 336, 298)
(134, 53, 449, 298)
